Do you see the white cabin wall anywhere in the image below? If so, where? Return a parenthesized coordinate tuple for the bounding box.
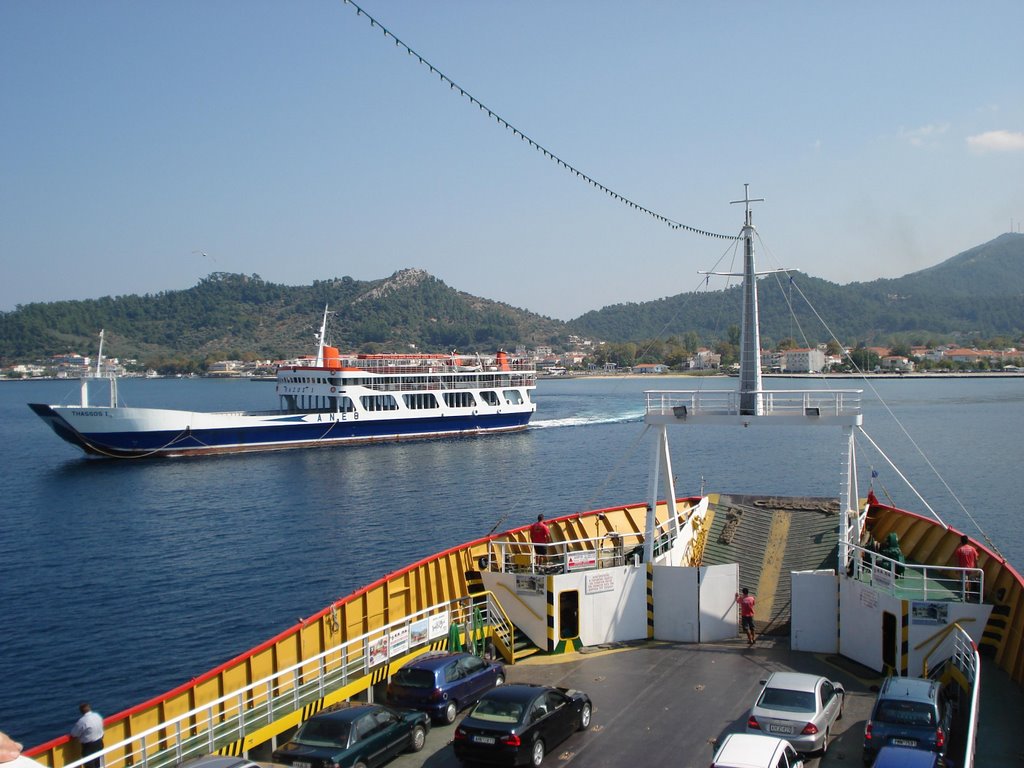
(791, 570, 839, 653)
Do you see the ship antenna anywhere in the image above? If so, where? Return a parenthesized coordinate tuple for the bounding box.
(729, 184, 765, 415)
(315, 305, 330, 368)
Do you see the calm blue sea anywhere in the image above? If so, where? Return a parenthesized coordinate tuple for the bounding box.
(1, 375, 1021, 747)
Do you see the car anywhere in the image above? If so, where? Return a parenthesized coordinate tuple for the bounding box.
(271, 701, 429, 768)
(177, 759, 289, 768)
(385, 651, 505, 724)
(862, 676, 951, 765)
(870, 745, 944, 767)
(746, 672, 845, 755)
(453, 683, 591, 766)
(710, 733, 805, 768)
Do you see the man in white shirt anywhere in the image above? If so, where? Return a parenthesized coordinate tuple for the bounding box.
(70, 703, 104, 768)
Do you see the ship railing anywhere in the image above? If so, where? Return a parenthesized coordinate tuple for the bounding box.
(56, 595, 503, 768)
(848, 542, 985, 603)
(488, 533, 650, 576)
(644, 388, 863, 418)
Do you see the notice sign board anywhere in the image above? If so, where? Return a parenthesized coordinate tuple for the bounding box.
(585, 571, 615, 595)
(567, 550, 597, 571)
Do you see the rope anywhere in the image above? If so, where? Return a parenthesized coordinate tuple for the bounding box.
(341, 0, 737, 241)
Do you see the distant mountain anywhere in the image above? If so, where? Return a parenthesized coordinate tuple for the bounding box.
(567, 233, 1024, 345)
(0, 269, 567, 366)
(2, 234, 1022, 368)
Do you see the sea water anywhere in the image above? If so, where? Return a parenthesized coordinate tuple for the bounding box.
(1, 375, 1020, 747)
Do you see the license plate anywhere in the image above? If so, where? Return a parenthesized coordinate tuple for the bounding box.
(767, 724, 794, 735)
(293, 762, 312, 768)
(473, 735, 496, 745)
(892, 738, 917, 747)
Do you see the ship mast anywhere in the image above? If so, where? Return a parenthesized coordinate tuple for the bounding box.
(314, 306, 330, 368)
(731, 184, 765, 415)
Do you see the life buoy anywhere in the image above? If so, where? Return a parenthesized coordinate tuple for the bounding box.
(330, 386, 336, 393)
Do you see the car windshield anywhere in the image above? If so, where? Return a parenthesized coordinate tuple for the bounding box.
(876, 700, 935, 726)
(391, 668, 436, 688)
(294, 718, 351, 747)
(470, 699, 524, 724)
(758, 688, 816, 712)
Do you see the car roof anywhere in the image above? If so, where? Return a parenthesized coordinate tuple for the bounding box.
(313, 702, 379, 722)
(399, 651, 466, 671)
(878, 676, 939, 702)
(479, 684, 548, 704)
(871, 745, 940, 767)
(764, 671, 822, 693)
(712, 734, 790, 766)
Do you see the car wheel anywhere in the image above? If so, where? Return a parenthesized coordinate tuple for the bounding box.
(443, 700, 458, 724)
(409, 724, 427, 752)
(495, 674, 505, 687)
(578, 702, 592, 731)
(530, 739, 545, 767)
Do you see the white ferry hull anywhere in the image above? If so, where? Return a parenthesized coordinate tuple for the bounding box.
(28, 402, 535, 458)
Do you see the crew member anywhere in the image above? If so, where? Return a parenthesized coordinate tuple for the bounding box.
(71, 702, 104, 768)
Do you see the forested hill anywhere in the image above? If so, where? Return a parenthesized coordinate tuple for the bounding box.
(568, 233, 1024, 345)
(1, 233, 1022, 367)
(0, 269, 567, 366)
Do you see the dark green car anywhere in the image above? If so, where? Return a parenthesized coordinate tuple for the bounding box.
(272, 702, 429, 768)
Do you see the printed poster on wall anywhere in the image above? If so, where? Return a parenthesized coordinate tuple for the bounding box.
(428, 612, 449, 640)
(911, 602, 949, 626)
(389, 626, 410, 657)
(368, 636, 388, 667)
(410, 618, 429, 646)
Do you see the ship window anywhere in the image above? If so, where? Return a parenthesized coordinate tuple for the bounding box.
(402, 393, 439, 410)
(502, 389, 523, 405)
(361, 394, 398, 412)
(337, 396, 355, 413)
(479, 390, 500, 406)
(443, 392, 477, 408)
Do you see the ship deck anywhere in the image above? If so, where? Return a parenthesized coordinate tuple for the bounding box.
(244, 492, 1020, 767)
(357, 635, 1018, 768)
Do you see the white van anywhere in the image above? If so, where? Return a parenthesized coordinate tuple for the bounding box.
(710, 733, 804, 768)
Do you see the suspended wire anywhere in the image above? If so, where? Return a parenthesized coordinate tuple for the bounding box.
(341, 0, 737, 241)
(752, 232, 1000, 554)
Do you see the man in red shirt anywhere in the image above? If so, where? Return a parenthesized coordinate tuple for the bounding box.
(736, 587, 756, 645)
(954, 534, 980, 601)
(530, 514, 551, 565)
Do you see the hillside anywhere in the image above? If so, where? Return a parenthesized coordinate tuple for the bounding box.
(568, 233, 1024, 345)
(0, 269, 567, 366)
(2, 233, 1022, 367)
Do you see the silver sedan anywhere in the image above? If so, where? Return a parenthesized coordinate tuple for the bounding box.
(745, 671, 845, 754)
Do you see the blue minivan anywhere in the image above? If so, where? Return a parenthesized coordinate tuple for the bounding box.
(385, 652, 505, 724)
(870, 745, 943, 767)
(863, 676, 951, 764)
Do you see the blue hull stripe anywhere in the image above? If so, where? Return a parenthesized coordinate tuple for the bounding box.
(31, 405, 532, 458)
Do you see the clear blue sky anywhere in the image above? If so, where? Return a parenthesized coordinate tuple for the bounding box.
(2, 1, 1022, 320)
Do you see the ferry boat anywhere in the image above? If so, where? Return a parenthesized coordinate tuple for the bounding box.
(18, 196, 1021, 768)
(27, 309, 537, 458)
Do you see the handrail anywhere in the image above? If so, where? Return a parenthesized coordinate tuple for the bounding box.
(644, 388, 863, 417)
(849, 542, 984, 602)
(55, 595, 489, 768)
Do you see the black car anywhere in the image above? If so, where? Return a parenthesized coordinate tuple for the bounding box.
(386, 651, 505, 724)
(272, 702, 429, 768)
(453, 683, 591, 767)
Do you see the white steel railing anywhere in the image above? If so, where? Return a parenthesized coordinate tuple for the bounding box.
(64, 596, 491, 768)
(849, 542, 984, 602)
(644, 389, 862, 418)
